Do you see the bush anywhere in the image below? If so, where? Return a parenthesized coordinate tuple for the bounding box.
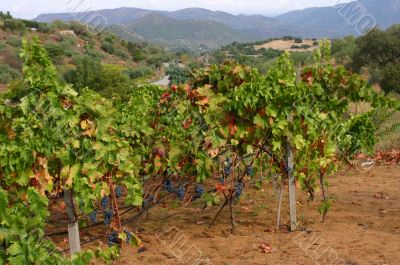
(64, 55, 102, 91)
(126, 67, 152, 80)
(294, 38, 303, 43)
(115, 49, 130, 60)
(380, 63, 400, 94)
(0, 64, 21, 84)
(101, 41, 115, 54)
(44, 43, 64, 62)
(6, 36, 21, 48)
(0, 11, 12, 20)
(2, 19, 26, 33)
(38, 23, 52, 33)
(0, 41, 6, 51)
(84, 49, 104, 59)
(166, 64, 191, 85)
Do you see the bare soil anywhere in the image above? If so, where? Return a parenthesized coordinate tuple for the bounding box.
(116, 164, 400, 265)
(255, 39, 317, 52)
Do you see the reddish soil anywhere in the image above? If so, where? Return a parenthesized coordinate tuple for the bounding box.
(116, 164, 400, 265)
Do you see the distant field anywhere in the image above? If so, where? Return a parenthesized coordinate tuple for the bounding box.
(254, 39, 318, 52)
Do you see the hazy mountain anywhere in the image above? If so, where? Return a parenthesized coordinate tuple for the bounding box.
(34, 0, 400, 50)
(277, 0, 400, 36)
(108, 14, 255, 50)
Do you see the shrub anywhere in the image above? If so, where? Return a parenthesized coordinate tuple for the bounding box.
(64, 55, 102, 91)
(380, 63, 400, 94)
(84, 49, 104, 59)
(44, 43, 64, 62)
(0, 41, 6, 51)
(0, 11, 12, 20)
(2, 19, 26, 33)
(37, 23, 52, 33)
(0, 64, 21, 84)
(6, 36, 21, 48)
(126, 66, 153, 80)
(101, 41, 115, 54)
(294, 38, 303, 43)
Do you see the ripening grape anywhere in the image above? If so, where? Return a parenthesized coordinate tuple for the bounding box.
(163, 179, 175, 193)
(224, 157, 233, 175)
(104, 209, 113, 225)
(115, 186, 123, 198)
(108, 230, 120, 247)
(219, 177, 226, 185)
(245, 165, 254, 176)
(224, 166, 232, 176)
(142, 194, 155, 209)
(233, 181, 244, 199)
(193, 184, 205, 199)
(176, 186, 185, 201)
(101, 196, 109, 209)
(225, 157, 232, 167)
(89, 210, 97, 223)
(124, 230, 132, 244)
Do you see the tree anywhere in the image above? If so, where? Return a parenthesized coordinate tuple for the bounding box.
(352, 25, 400, 94)
(2, 19, 26, 33)
(166, 64, 191, 86)
(0, 11, 12, 19)
(64, 55, 102, 92)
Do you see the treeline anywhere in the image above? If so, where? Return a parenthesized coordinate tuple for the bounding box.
(331, 25, 400, 94)
(208, 36, 318, 73)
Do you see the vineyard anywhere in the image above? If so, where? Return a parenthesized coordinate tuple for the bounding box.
(0, 37, 399, 264)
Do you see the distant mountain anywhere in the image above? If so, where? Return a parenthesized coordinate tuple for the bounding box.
(277, 0, 400, 37)
(34, 0, 400, 50)
(35, 7, 158, 25)
(109, 14, 255, 50)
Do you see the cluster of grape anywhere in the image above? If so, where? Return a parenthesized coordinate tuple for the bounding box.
(124, 230, 132, 244)
(142, 195, 155, 209)
(245, 165, 254, 176)
(108, 231, 120, 247)
(101, 196, 109, 209)
(89, 210, 97, 223)
(163, 179, 176, 193)
(219, 177, 226, 185)
(224, 157, 233, 175)
(115, 186, 123, 198)
(176, 186, 185, 201)
(104, 209, 113, 225)
(193, 185, 205, 199)
(233, 181, 244, 199)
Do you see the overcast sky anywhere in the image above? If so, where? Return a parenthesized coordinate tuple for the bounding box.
(1, 0, 351, 19)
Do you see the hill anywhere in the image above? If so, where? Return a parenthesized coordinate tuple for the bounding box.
(32, 0, 400, 50)
(0, 14, 176, 96)
(109, 14, 255, 51)
(277, 0, 400, 37)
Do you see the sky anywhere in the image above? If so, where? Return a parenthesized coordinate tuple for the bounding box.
(1, 0, 352, 19)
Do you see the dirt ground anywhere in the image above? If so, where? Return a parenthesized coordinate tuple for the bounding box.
(254, 39, 318, 52)
(114, 164, 400, 265)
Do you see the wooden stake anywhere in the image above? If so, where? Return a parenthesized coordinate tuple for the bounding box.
(64, 189, 81, 255)
(286, 140, 297, 232)
(108, 173, 122, 230)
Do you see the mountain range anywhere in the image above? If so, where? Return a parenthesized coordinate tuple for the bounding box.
(34, 0, 400, 51)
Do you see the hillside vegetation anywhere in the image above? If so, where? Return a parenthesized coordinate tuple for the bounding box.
(0, 12, 176, 97)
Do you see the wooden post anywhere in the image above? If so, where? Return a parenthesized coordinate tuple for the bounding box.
(64, 189, 81, 254)
(286, 140, 297, 231)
